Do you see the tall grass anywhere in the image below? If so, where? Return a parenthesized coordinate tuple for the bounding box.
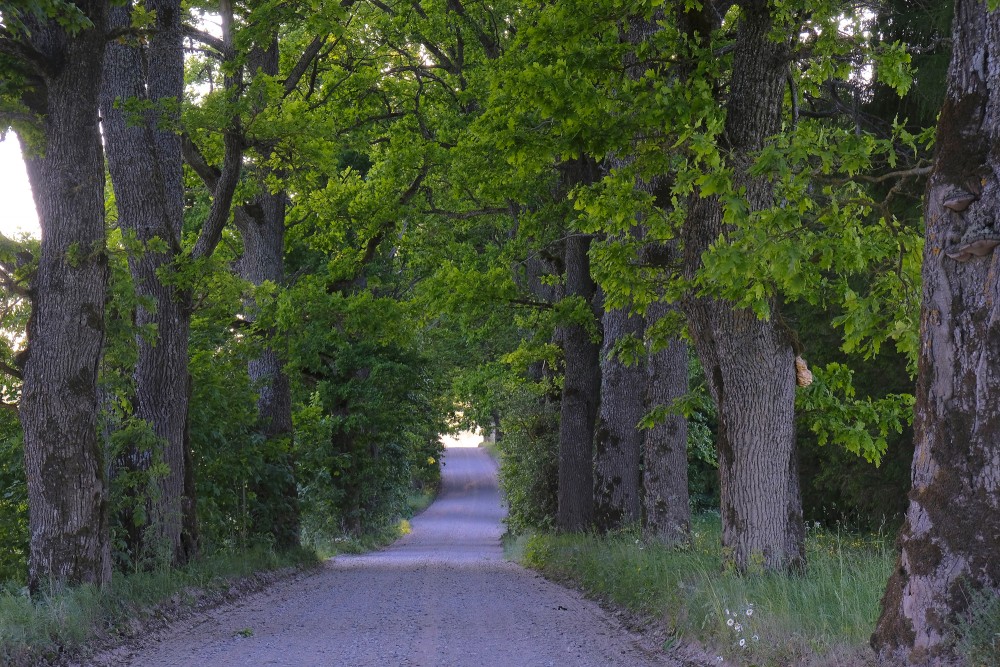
(0, 545, 318, 666)
(512, 514, 894, 666)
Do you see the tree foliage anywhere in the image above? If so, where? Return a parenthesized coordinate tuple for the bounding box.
(0, 1, 969, 653)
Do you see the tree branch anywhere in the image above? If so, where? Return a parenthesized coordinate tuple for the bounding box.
(181, 24, 227, 56)
(0, 359, 23, 381)
(180, 133, 221, 191)
(861, 165, 934, 184)
(283, 35, 328, 97)
(190, 0, 243, 260)
(445, 0, 500, 59)
(326, 164, 429, 294)
(0, 29, 53, 76)
(190, 127, 243, 260)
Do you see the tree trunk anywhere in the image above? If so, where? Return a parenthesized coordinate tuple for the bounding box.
(17, 0, 112, 591)
(556, 232, 601, 532)
(872, 1, 1000, 661)
(592, 304, 645, 530)
(240, 40, 294, 443)
(680, 2, 804, 572)
(101, 0, 196, 566)
(642, 301, 691, 544)
(236, 36, 299, 549)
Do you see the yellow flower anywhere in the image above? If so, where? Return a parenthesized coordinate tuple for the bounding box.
(427, 456, 436, 465)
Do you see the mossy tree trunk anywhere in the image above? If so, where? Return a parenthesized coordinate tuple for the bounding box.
(642, 301, 691, 544)
(15, 0, 112, 591)
(592, 304, 645, 530)
(873, 0, 1000, 662)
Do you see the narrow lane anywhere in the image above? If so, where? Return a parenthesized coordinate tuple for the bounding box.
(100, 445, 679, 667)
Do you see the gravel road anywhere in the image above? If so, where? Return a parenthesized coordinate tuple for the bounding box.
(102, 445, 689, 667)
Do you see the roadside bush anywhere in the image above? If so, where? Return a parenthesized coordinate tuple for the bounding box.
(279, 285, 448, 547)
(496, 385, 559, 533)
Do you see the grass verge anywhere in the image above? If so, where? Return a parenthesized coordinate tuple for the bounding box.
(510, 514, 894, 666)
(0, 545, 319, 666)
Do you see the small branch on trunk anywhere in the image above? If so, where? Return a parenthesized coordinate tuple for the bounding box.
(0, 30, 53, 76)
(0, 360, 23, 381)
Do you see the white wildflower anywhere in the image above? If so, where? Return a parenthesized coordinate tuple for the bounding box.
(734, 623, 742, 632)
(739, 638, 746, 647)
(727, 618, 734, 627)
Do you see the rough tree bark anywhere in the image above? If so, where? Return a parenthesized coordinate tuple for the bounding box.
(680, 1, 804, 572)
(101, 0, 196, 566)
(14, 0, 112, 591)
(642, 301, 691, 544)
(591, 13, 665, 534)
(556, 231, 601, 531)
(872, 1, 1000, 662)
(592, 304, 645, 530)
(236, 35, 299, 549)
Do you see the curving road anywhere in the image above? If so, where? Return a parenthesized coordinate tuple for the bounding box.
(98, 445, 683, 667)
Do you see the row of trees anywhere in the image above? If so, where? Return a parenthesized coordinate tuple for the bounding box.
(0, 0, 449, 583)
(0, 0, 997, 663)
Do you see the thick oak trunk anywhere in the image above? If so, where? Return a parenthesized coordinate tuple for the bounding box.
(872, 1, 1000, 662)
(680, 3, 804, 571)
(240, 39, 294, 442)
(239, 191, 292, 440)
(18, 0, 112, 591)
(642, 301, 691, 544)
(238, 182, 299, 549)
(236, 37, 299, 549)
(592, 305, 645, 530)
(101, 0, 196, 565)
(556, 232, 601, 531)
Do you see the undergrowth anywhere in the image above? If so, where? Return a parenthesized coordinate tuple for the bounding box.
(954, 587, 1000, 667)
(512, 514, 895, 666)
(0, 545, 318, 666)
(307, 485, 438, 559)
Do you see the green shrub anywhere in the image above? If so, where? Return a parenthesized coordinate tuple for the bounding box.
(496, 386, 559, 533)
(0, 413, 27, 585)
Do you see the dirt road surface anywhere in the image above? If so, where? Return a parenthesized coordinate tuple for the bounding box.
(100, 443, 687, 667)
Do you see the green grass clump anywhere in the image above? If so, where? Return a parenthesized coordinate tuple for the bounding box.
(0, 545, 318, 667)
(955, 588, 1000, 667)
(513, 514, 894, 666)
